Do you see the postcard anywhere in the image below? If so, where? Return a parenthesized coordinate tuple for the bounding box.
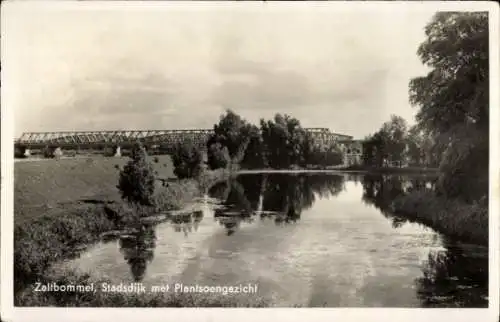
(1, 1, 499, 322)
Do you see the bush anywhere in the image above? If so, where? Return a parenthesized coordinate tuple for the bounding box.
(42, 146, 55, 159)
(304, 144, 344, 168)
(117, 143, 156, 206)
(103, 146, 116, 157)
(171, 141, 203, 179)
(391, 191, 488, 245)
(207, 142, 231, 170)
(14, 147, 27, 159)
(153, 156, 160, 163)
(14, 204, 117, 293)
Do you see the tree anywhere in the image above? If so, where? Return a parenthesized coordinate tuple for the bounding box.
(381, 115, 408, 166)
(209, 109, 253, 160)
(117, 143, 156, 206)
(171, 141, 203, 179)
(304, 139, 344, 168)
(240, 125, 267, 169)
(362, 129, 390, 168)
(409, 12, 488, 202)
(207, 109, 262, 169)
(260, 114, 309, 169)
(406, 124, 438, 167)
(407, 125, 425, 166)
(207, 142, 231, 170)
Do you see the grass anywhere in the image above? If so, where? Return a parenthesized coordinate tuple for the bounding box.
(391, 191, 488, 246)
(14, 178, 200, 294)
(197, 166, 236, 192)
(15, 155, 175, 223)
(13, 154, 236, 305)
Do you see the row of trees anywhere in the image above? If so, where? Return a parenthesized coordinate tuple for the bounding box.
(362, 115, 438, 168)
(171, 110, 345, 179)
(206, 110, 344, 171)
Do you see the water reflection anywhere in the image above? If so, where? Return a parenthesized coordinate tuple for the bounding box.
(171, 213, 194, 237)
(361, 174, 436, 228)
(208, 174, 345, 232)
(360, 174, 488, 308)
(88, 173, 486, 307)
(416, 239, 488, 307)
(118, 224, 157, 282)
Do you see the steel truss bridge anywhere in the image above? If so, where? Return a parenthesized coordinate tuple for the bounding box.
(14, 128, 357, 156)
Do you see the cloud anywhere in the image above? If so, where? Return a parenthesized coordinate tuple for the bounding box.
(7, 4, 435, 138)
(69, 73, 177, 116)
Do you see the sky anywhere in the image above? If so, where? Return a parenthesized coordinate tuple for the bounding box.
(3, 2, 436, 139)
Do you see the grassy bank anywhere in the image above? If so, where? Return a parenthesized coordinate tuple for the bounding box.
(14, 179, 200, 294)
(15, 267, 269, 307)
(14, 155, 222, 289)
(15, 155, 175, 223)
(339, 164, 440, 175)
(235, 165, 440, 175)
(391, 191, 488, 246)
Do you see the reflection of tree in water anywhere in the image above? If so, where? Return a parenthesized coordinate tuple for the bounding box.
(361, 174, 435, 228)
(192, 210, 204, 232)
(171, 213, 193, 237)
(212, 179, 255, 235)
(361, 175, 487, 307)
(119, 224, 157, 282)
(416, 239, 488, 308)
(167, 209, 205, 236)
(209, 174, 345, 233)
(259, 174, 344, 216)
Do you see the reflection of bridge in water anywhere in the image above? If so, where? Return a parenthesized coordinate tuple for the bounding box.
(14, 127, 362, 162)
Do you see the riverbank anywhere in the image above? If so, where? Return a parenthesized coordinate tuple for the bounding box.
(13, 155, 234, 304)
(14, 167, 265, 306)
(339, 165, 440, 175)
(14, 155, 175, 223)
(391, 191, 488, 246)
(14, 179, 200, 293)
(236, 165, 440, 175)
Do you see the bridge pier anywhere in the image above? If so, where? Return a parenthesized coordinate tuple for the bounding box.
(53, 147, 63, 159)
(115, 146, 121, 157)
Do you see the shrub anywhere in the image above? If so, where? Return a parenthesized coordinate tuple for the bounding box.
(13, 204, 117, 293)
(207, 142, 231, 170)
(153, 156, 160, 163)
(117, 143, 156, 206)
(304, 145, 344, 168)
(171, 141, 203, 179)
(103, 146, 116, 157)
(14, 148, 27, 159)
(42, 146, 55, 159)
(391, 191, 488, 245)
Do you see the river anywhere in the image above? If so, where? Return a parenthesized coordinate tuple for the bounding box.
(53, 173, 488, 307)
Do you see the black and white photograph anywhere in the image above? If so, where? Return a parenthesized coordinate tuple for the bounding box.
(1, 1, 499, 321)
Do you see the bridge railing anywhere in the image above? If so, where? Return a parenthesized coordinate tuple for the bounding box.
(15, 128, 354, 148)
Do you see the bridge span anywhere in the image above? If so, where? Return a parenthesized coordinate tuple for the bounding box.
(14, 128, 360, 162)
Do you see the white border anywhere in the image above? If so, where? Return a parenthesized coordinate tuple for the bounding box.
(1, 1, 499, 322)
